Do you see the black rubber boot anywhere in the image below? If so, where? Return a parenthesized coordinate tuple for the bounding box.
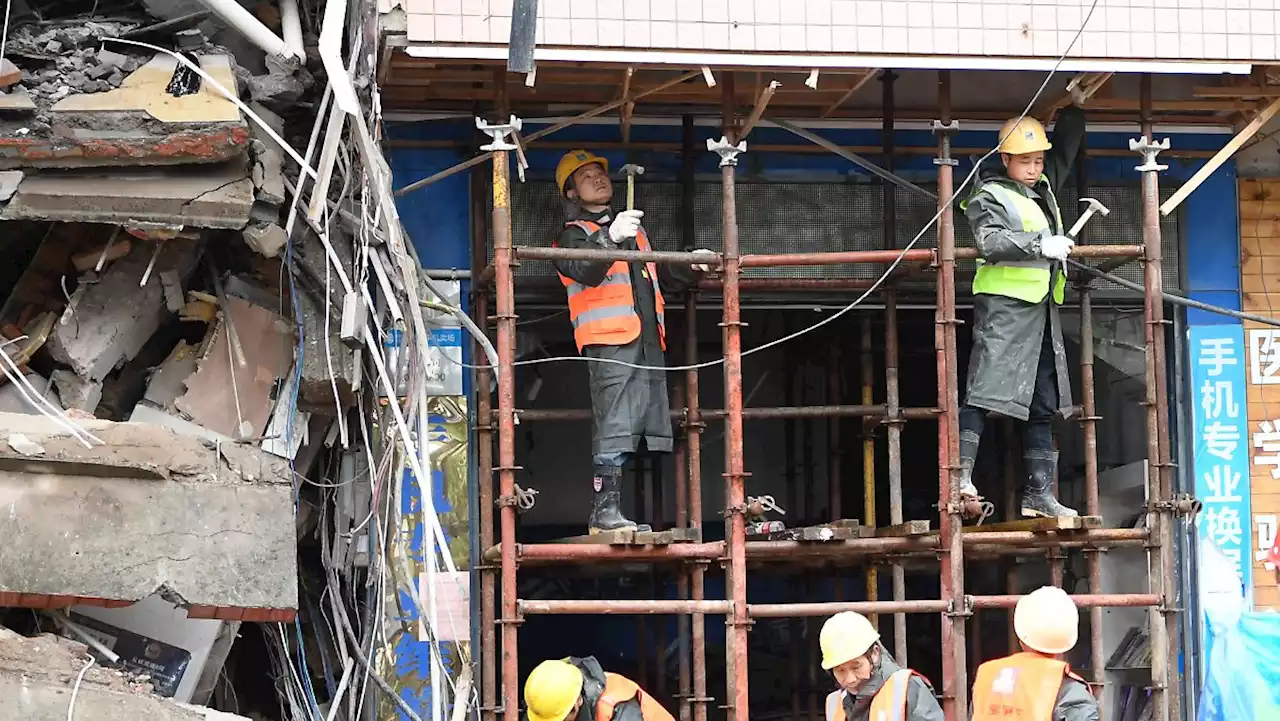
(958, 429, 994, 523)
(1020, 449, 1078, 518)
(588, 465, 652, 534)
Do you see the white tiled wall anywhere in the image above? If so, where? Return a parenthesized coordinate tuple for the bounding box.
(401, 0, 1280, 62)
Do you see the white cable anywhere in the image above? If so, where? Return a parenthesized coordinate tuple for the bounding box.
(0, 345, 101, 447)
(444, 1, 1100, 376)
(322, 213, 351, 448)
(66, 654, 94, 721)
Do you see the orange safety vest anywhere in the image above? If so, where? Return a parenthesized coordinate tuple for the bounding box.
(971, 652, 1087, 721)
(595, 672, 676, 721)
(825, 669, 919, 721)
(556, 219, 666, 352)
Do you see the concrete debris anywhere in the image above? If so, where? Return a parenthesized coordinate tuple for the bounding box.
(160, 270, 186, 312)
(0, 169, 21, 201)
(0, 627, 254, 720)
(47, 237, 203, 382)
(176, 29, 205, 50)
(2, 160, 256, 228)
(248, 68, 309, 107)
(6, 432, 44, 456)
(250, 139, 285, 206)
(71, 236, 132, 273)
(52, 368, 103, 412)
(0, 59, 19, 89)
(0, 370, 61, 416)
(242, 222, 287, 258)
(0, 412, 299, 610)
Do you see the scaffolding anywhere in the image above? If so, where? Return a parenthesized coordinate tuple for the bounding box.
(465, 71, 1184, 721)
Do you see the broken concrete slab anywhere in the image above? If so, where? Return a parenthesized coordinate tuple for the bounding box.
(0, 628, 254, 721)
(0, 59, 19, 88)
(250, 139, 284, 205)
(0, 370, 61, 415)
(46, 237, 202, 381)
(51, 368, 103, 411)
(174, 295, 293, 439)
(242, 222, 286, 258)
(0, 412, 298, 612)
(1, 159, 255, 228)
(51, 54, 240, 124)
(142, 340, 198, 409)
(0, 169, 21, 200)
(0, 86, 36, 111)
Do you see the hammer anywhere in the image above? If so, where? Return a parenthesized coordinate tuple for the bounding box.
(1068, 197, 1110, 238)
(618, 163, 645, 211)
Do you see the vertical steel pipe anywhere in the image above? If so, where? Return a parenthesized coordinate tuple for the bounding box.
(719, 74, 750, 721)
(1139, 73, 1177, 721)
(861, 318, 879, 627)
(881, 70, 907, 665)
(492, 134, 520, 721)
(1076, 135, 1106, 704)
(785, 328, 802, 721)
(830, 343, 844, 525)
(683, 111, 709, 721)
(1002, 420, 1018, 655)
(674, 375, 691, 721)
(472, 165, 498, 721)
(934, 71, 968, 719)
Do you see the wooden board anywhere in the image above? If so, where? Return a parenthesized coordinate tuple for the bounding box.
(552, 526, 702, 546)
(963, 515, 1102, 534)
(861, 520, 932, 538)
(747, 520, 861, 542)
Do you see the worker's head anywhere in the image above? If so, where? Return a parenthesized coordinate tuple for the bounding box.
(525, 659, 586, 721)
(557, 150, 613, 209)
(997, 116, 1052, 188)
(1014, 586, 1080, 657)
(820, 611, 882, 693)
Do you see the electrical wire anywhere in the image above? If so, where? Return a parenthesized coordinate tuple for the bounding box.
(66, 654, 95, 721)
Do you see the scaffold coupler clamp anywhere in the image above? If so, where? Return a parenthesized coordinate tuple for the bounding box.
(477, 115, 523, 152)
(932, 120, 960, 166)
(949, 596, 975, 618)
(1129, 136, 1170, 173)
(707, 136, 747, 167)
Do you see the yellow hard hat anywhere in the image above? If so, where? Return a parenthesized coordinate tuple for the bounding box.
(525, 660, 584, 721)
(997, 116, 1052, 155)
(819, 611, 881, 670)
(556, 150, 609, 195)
(1014, 586, 1079, 655)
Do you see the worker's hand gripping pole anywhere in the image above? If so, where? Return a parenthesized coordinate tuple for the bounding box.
(1068, 197, 1111, 238)
(618, 164, 645, 211)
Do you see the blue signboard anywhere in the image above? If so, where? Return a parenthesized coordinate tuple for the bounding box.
(1190, 325, 1253, 602)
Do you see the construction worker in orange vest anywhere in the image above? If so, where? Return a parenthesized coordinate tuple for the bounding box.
(525, 656, 676, 721)
(820, 611, 944, 721)
(553, 150, 714, 534)
(971, 586, 1100, 721)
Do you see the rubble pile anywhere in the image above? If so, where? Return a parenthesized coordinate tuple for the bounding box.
(8, 22, 142, 105)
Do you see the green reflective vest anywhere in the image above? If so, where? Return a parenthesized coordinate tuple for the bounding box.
(969, 178, 1067, 305)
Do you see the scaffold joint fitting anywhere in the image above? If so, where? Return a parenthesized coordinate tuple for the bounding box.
(477, 115, 523, 151)
(947, 596, 975, 618)
(1129, 136, 1170, 173)
(707, 135, 747, 167)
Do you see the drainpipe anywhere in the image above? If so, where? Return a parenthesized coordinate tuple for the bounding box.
(195, 0, 303, 62)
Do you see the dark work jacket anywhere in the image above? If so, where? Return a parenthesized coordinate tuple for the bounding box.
(553, 207, 698, 456)
(960, 106, 1085, 422)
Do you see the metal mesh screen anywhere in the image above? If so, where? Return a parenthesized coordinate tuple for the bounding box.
(486, 178, 1180, 294)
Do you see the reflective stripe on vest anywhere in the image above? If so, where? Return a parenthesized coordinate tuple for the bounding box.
(971, 652, 1085, 721)
(970, 180, 1067, 305)
(595, 672, 676, 721)
(824, 669, 917, 721)
(557, 220, 667, 352)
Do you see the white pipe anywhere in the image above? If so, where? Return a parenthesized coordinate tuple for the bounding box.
(318, 0, 360, 114)
(279, 0, 305, 60)
(194, 0, 300, 61)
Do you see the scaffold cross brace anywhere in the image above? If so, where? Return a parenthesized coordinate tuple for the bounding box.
(477, 115, 523, 152)
(1129, 136, 1171, 173)
(707, 135, 747, 167)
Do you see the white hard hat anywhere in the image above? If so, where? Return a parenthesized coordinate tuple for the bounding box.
(1014, 586, 1079, 655)
(819, 612, 880, 670)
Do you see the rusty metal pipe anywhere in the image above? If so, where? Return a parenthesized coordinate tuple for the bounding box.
(515, 244, 1141, 268)
(492, 140, 520, 721)
(970, 594, 1161, 610)
(686, 288, 708, 721)
(935, 72, 968, 719)
(720, 75, 751, 721)
(751, 600, 949, 617)
(501, 406, 941, 423)
(519, 600, 734, 615)
(472, 166, 498, 721)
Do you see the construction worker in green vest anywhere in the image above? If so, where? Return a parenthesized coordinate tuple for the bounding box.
(958, 106, 1086, 522)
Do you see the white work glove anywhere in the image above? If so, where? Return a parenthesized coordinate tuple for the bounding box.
(690, 248, 717, 273)
(1039, 234, 1075, 261)
(607, 209, 644, 244)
